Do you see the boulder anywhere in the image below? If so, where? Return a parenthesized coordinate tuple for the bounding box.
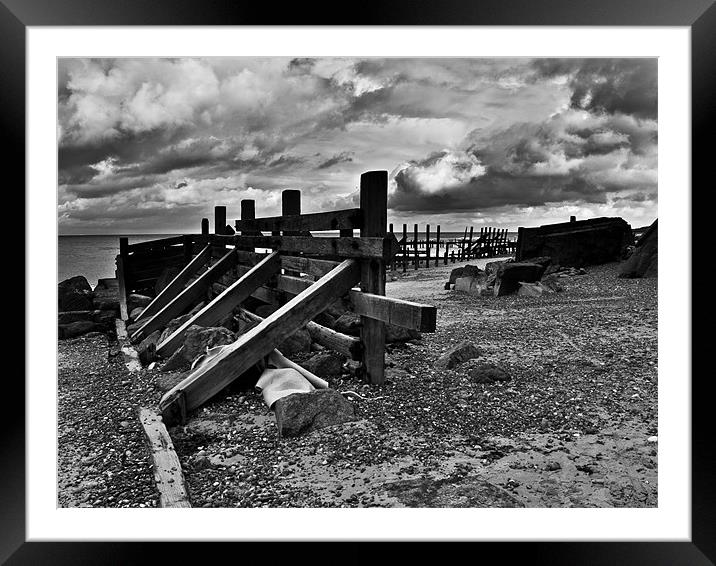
(278, 328, 312, 357)
(58, 276, 93, 311)
(59, 320, 97, 339)
(161, 346, 190, 371)
(454, 276, 489, 296)
(469, 363, 511, 384)
(333, 312, 362, 336)
(517, 282, 548, 297)
(58, 310, 92, 324)
(137, 330, 162, 366)
(494, 262, 546, 296)
(540, 274, 565, 293)
(92, 287, 120, 311)
(448, 267, 465, 285)
(435, 341, 482, 369)
(312, 311, 337, 329)
(92, 309, 117, 330)
(326, 298, 350, 319)
(182, 325, 236, 363)
(462, 264, 483, 278)
(522, 256, 552, 269)
(127, 294, 153, 312)
(155, 373, 186, 393)
(274, 389, 357, 438)
(159, 313, 194, 343)
(385, 324, 421, 343)
(485, 260, 508, 276)
(619, 219, 657, 278)
(302, 351, 346, 379)
(129, 307, 144, 321)
(94, 278, 118, 291)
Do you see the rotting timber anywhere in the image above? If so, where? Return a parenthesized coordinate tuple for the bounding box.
(114, 171, 437, 426)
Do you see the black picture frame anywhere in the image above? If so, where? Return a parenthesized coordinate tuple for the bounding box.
(7, 1, 712, 563)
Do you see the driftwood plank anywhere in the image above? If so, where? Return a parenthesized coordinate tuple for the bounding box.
(138, 408, 191, 508)
(159, 259, 361, 425)
(156, 252, 281, 357)
(235, 208, 362, 233)
(134, 244, 213, 324)
(130, 249, 237, 343)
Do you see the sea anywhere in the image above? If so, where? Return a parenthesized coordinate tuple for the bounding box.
(59, 230, 516, 288)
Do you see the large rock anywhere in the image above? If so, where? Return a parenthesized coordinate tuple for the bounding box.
(94, 278, 118, 291)
(517, 282, 549, 297)
(619, 219, 657, 278)
(448, 267, 465, 285)
(385, 324, 421, 343)
(454, 276, 489, 295)
(129, 307, 144, 321)
(274, 389, 357, 438)
(58, 276, 93, 311)
(92, 309, 117, 331)
(137, 330, 162, 366)
(493, 262, 546, 296)
(58, 320, 97, 339)
(158, 313, 194, 343)
(161, 325, 236, 370)
(469, 363, 512, 384)
(303, 351, 346, 378)
(182, 325, 236, 363)
(540, 274, 565, 293)
(333, 312, 362, 336)
(278, 328, 312, 357)
(435, 341, 482, 369)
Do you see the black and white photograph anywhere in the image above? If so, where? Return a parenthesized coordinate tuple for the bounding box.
(56, 55, 660, 510)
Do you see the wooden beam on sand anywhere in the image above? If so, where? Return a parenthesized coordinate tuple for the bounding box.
(158, 259, 362, 425)
(156, 252, 281, 357)
(138, 408, 191, 508)
(134, 244, 213, 324)
(130, 249, 237, 344)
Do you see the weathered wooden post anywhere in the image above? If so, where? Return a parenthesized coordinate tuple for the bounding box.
(117, 237, 130, 320)
(282, 190, 302, 275)
(201, 218, 209, 236)
(425, 224, 431, 267)
(459, 227, 467, 260)
(570, 215, 576, 223)
(435, 225, 441, 267)
(467, 226, 474, 259)
(182, 235, 192, 263)
(359, 171, 387, 385)
(413, 224, 419, 269)
(402, 223, 408, 273)
(388, 223, 394, 271)
(214, 206, 226, 235)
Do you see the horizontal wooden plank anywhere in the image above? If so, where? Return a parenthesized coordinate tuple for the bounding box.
(204, 234, 400, 261)
(350, 292, 437, 332)
(159, 259, 362, 424)
(156, 252, 280, 357)
(235, 208, 362, 233)
(127, 235, 187, 254)
(134, 245, 213, 324)
(280, 255, 340, 278)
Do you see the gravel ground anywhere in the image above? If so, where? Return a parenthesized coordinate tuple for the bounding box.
(57, 258, 658, 508)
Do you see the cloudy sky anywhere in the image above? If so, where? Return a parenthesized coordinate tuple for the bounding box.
(58, 57, 657, 234)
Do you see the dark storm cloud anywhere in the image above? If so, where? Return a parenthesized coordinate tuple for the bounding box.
(316, 151, 354, 169)
(531, 58, 657, 119)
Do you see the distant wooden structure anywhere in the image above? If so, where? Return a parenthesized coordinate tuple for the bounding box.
(115, 171, 437, 426)
(388, 224, 516, 271)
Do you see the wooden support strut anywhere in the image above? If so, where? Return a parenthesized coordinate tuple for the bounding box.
(130, 249, 237, 344)
(156, 252, 281, 357)
(133, 244, 212, 324)
(158, 259, 362, 425)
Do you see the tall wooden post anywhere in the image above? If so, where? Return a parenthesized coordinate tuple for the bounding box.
(359, 171, 387, 385)
(413, 224, 419, 269)
(467, 227, 474, 260)
(201, 218, 209, 236)
(282, 190, 302, 275)
(435, 225, 441, 267)
(182, 234, 192, 264)
(388, 224, 394, 271)
(570, 215, 576, 223)
(425, 224, 431, 267)
(214, 206, 226, 235)
(402, 223, 407, 273)
(117, 236, 130, 320)
(460, 227, 467, 261)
